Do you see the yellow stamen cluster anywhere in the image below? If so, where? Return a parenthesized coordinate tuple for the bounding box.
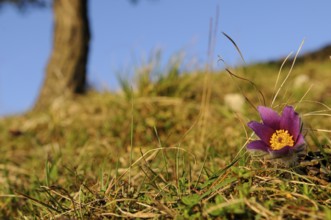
(269, 129, 294, 150)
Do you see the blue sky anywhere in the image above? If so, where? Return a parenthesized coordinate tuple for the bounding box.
(0, 0, 330, 116)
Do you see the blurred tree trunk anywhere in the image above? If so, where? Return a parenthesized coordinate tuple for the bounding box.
(34, 0, 90, 109)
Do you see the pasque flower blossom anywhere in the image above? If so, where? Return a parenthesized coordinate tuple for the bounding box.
(247, 106, 305, 158)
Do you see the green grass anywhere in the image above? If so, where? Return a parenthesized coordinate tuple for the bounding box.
(0, 55, 331, 219)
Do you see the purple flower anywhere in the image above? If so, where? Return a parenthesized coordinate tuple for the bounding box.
(247, 106, 305, 158)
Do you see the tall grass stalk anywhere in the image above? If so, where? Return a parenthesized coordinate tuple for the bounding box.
(129, 86, 134, 190)
(271, 39, 305, 106)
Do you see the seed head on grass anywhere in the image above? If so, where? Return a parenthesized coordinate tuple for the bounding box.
(247, 106, 306, 165)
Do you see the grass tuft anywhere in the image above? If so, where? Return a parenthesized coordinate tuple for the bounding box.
(0, 50, 331, 218)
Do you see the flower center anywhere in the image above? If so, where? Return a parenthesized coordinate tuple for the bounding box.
(269, 129, 294, 150)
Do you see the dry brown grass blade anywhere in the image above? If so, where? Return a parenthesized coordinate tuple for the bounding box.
(244, 198, 275, 218)
(116, 205, 161, 218)
(204, 198, 245, 215)
(153, 199, 176, 217)
(199, 8, 219, 146)
(271, 39, 305, 106)
(294, 84, 313, 110)
(222, 32, 246, 64)
(16, 191, 61, 213)
(225, 68, 265, 110)
(271, 52, 293, 106)
(106, 147, 196, 195)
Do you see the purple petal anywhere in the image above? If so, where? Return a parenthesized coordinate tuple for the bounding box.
(248, 121, 275, 144)
(257, 106, 281, 130)
(280, 106, 301, 139)
(247, 140, 269, 152)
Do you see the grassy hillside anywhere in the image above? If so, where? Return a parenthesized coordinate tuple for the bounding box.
(0, 51, 331, 219)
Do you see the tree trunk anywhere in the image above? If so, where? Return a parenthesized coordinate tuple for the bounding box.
(34, 0, 90, 109)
